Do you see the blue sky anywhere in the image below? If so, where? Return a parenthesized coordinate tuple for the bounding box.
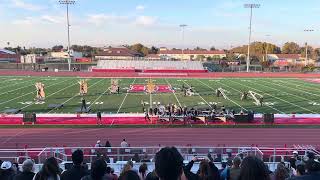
(0, 0, 319, 49)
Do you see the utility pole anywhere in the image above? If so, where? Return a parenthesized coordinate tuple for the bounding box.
(265, 34, 271, 62)
(59, 0, 75, 71)
(304, 29, 314, 66)
(179, 24, 187, 61)
(244, 4, 260, 72)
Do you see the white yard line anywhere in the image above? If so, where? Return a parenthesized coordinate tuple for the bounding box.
(88, 80, 110, 109)
(197, 79, 247, 111)
(252, 80, 318, 103)
(20, 82, 78, 110)
(182, 81, 212, 108)
(279, 80, 320, 93)
(229, 79, 316, 114)
(261, 80, 320, 98)
(165, 79, 182, 107)
(0, 79, 36, 95)
(116, 78, 136, 114)
(47, 79, 104, 113)
(0, 79, 69, 105)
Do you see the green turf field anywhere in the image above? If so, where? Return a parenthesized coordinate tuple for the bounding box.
(0, 76, 319, 114)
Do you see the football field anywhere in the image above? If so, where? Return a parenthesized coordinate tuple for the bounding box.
(0, 76, 320, 114)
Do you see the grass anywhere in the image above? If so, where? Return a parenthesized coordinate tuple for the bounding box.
(0, 76, 320, 114)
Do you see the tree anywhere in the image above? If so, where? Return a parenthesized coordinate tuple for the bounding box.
(194, 46, 206, 51)
(150, 46, 159, 54)
(282, 42, 300, 54)
(210, 46, 216, 51)
(196, 55, 206, 61)
(52, 45, 64, 52)
(129, 43, 150, 56)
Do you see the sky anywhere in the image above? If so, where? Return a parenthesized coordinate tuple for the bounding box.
(0, 0, 319, 49)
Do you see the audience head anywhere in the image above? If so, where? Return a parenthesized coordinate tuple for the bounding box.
(120, 170, 140, 180)
(72, 149, 84, 166)
(296, 164, 305, 176)
(22, 159, 34, 172)
(305, 159, 320, 173)
(37, 157, 60, 179)
(155, 146, 184, 180)
(90, 158, 107, 180)
(275, 163, 289, 180)
(239, 156, 270, 180)
(1, 161, 12, 171)
(106, 166, 111, 174)
(199, 159, 212, 180)
(233, 156, 241, 168)
(139, 163, 148, 178)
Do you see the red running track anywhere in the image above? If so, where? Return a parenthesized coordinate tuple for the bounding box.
(0, 128, 319, 149)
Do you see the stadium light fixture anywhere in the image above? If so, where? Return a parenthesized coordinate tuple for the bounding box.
(244, 3, 260, 72)
(59, 0, 76, 71)
(179, 24, 187, 61)
(303, 29, 314, 66)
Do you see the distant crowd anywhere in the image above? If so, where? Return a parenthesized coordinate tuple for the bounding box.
(1, 144, 320, 180)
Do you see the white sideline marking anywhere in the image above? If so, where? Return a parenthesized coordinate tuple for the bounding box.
(182, 81, 212, 108)
(0, 79, 70, 105)
(165, 79, 182, 107)
(20, 82, 78, 110)
(47, 79, 104, 113)
(229, 79, 316, 114)
(116, 78, 136, 114)
(197, 79, 247, 111)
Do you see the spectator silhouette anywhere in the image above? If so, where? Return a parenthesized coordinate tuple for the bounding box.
(155, 147, 184, 180)
(238, 156, 270, 180)
(13, 159, 35, 180)
(81, 159, 107, 180)
(61, 149, 88, 180)
(33, 157, 61, 180)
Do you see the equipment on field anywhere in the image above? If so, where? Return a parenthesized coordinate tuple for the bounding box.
(35, 82, 45, 101)
(263, 113, 274, 123)
(79, 80, 88, 96)
(216, 88, 228, 99)
(109, 79, 119, 94)
(248, 90, 264, 106)
(185, 87, 195, 96)
(241, 91, 248, 100)
(48, 104, 64, 109)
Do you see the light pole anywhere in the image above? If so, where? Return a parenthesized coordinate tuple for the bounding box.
(304, 29, 314, 66)
(59, 0, 75, 71)
(179, 24, 187, 61)
(265, 34, 271, 62)
(244, 3, 260, 72)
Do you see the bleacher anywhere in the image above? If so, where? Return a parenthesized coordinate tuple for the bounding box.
(92, 60, 208, 73)
(1, 145, 319, 174)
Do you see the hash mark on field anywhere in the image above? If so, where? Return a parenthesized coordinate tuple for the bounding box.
(47, 79, 104, 113)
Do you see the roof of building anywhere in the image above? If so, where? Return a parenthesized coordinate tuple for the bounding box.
(0, 49, 16, 55)
(158, 49, 225, 55)
(96, 47, 142, 57)
(275, 54, 300, 59)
